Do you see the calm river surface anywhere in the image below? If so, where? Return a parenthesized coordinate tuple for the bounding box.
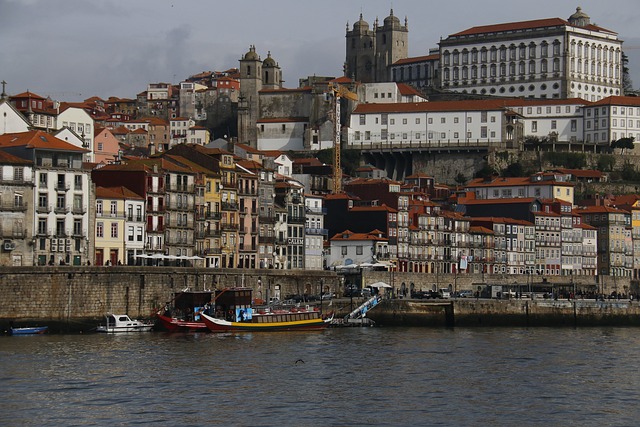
(2, 327, 640, 426)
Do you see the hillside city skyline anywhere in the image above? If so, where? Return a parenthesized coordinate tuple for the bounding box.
(2, 1, 640, 101)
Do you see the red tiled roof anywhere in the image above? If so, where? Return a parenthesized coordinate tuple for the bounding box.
(397, 83, 425, 98)
(0, 130, 88, 152)
(589, 96, 640, 107)
(353, 98, 588, 114)
(0, 149, 32, 165)
(393, 54, 439, 65)
(96, 186, 143, 200)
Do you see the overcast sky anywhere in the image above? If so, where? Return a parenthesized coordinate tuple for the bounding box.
(2, 0, 640, 102)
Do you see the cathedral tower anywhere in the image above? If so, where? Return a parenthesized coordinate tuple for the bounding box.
(374, 9, 409, 82)
(239, 45, 262, 147)
(345, 14, 376, 83)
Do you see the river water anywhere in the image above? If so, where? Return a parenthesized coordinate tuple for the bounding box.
(1, 327, 639, 426)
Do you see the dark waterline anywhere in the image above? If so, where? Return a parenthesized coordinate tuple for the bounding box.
(1, 327, 639, 426)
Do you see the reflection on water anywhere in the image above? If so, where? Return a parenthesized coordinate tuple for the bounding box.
(1, 328, 640, 426)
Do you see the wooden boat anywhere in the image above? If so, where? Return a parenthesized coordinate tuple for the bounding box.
(155, 290, 213, 332)
(96, 314, 154, 333)
(200, 311, 332, 332)
(199, 287, 333, 332)
(10, 326, 48, 335)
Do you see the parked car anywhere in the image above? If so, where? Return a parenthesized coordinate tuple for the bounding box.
(321, 292, 334, 300)
(439, 289, 451, 299)
(458, 290, 474, 298)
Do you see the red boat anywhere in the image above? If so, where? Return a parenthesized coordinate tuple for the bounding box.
(155, 290, 213, 332)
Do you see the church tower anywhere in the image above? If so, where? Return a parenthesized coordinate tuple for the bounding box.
(345, 14, 375, 82)
(262, 51, 282, 90)
(238, 45, 262, 147)
(374, 9, 408, 82)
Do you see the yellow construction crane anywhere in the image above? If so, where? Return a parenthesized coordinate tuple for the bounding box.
(328, 82, 358, 194)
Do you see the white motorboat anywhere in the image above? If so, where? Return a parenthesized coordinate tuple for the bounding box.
(96, 314, 154, 333)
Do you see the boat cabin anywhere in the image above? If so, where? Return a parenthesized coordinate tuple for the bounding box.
(213, 287, 253, 322)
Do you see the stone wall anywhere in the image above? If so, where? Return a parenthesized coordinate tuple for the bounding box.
(0, 267, 338, 330)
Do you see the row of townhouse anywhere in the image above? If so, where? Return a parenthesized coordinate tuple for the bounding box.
(0, 126, 328, 269)
(347, 95, 640, 151)
(326, 171, 637, 280)
(91, 144, 324, 270)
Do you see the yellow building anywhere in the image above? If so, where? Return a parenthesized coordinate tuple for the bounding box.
(94, 187, 130, 265)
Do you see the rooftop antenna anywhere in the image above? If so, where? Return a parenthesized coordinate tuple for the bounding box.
(0, 80, 6, 100)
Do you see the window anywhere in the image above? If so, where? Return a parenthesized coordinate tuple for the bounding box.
(110, 201, 117, 216)
(74, 175, 82, 190)
(97, 222, 104, 238)
(359, 115, 366, 125)
(356, 246, 363, 255)
(341, 246, 347, 256)
(13, 167, 24, 182)
(111, 222, 118, 238)
(532, 121, 538, 132)
(38, 218, 47, 235)
(74, 219, 82, 236)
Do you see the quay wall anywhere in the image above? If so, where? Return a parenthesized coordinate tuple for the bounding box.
(1, 267, 636, 331)
(0, 267, 337, 331)
(367, 299, 640, 327)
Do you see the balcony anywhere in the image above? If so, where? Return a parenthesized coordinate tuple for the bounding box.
(146, 225, 164, 233)
(305, 228, 328, 236)
(54, 205, 68, 214)
(72, 206, 86, 215)
(259, 215, 275, 224)
(258, 235, 275, 244)
(205, 211, 222, 220)
(221, 202, 239, 211)
(1, 201, 28, 212)
(221, 222, 238, 231)
(288, 216, 305, 224)
(55, 183, 70, 192)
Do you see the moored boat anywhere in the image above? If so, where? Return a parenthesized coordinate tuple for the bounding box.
(200, 287, 333, 332)
(155, 290, 213, 332)
(96, 314, 154, 333)
(10, 326, 48, 335)
(201, 311, 332, 332)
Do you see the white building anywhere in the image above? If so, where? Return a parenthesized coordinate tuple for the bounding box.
(304, 194, 326, 270)
(438, 7, 622, 101)
(348, 97, 591, 149)
(0, 130, 91, 266)
(357, 82, 427, 104)
(57, 104, 95, 161)
(583, 96, 640, 145)
(0, 99, 30, 135)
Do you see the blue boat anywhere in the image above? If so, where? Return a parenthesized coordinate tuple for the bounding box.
(10, 326, 48, 335)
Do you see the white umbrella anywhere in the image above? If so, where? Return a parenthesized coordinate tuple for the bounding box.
(369, 281, 392, 288)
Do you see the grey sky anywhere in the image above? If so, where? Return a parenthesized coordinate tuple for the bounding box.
(1, 0, 639, 102)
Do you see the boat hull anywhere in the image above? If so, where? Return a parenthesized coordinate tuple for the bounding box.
(96, 325, 154, 333)
(200, 312, 331, 332)
(10, 326, 48, 335)
(156, 314, 209, 332)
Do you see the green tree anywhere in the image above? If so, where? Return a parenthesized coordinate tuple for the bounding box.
(611, 136, 635, 154)
(454, 172, 467, 185)
(622, 52, 634, 94)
